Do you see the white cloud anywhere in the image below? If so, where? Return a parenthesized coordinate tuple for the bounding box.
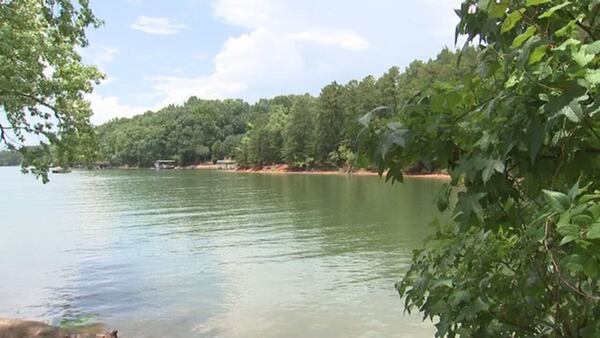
(144, 0, 369, 105)
(213, 0, 281, 29)
(292, 28, 369, 51)
(85, 45, 120, 64)
(80, 45, 120, 74)
(87, 92, 151, 125)
(131, 16, 187, 35)
(146, 28, 304, 106)
(95, 0, 462, 123)
(146, 75, 245, 105)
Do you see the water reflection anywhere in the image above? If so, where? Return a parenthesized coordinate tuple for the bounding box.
(0, 168, 444, 337)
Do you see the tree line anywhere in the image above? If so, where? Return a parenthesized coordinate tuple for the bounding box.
(0, 150, 22, 166)
(95, 48, 477, 169)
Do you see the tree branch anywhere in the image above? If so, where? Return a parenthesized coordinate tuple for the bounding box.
(565, 11, 597, 40)
(543, 220, 600, 303)
(0, 90, 60, 113)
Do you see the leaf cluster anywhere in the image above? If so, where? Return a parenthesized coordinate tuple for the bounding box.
(360, 0, 600, 335)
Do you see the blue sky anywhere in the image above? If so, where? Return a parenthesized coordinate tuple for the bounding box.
(83, 0, 463, 124)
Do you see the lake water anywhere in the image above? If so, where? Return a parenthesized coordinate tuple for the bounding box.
(0, 167, 444, 337)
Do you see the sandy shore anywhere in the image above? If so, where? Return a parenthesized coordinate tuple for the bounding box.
(192, 163, 450, 179)
(112, 163, 450, 179)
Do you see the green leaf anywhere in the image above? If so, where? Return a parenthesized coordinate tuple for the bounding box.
(501, 9, 525, 33)
(542, 190, 570, 212)
(477, 0, 491, 10)
(567, 179, 580, 201)
(505, 71, 523, 88)
(528, 45, 547, 65)
(450, 290, 471, 306)
(358, 106, 388, 127)
(482, 159, 505, 183)
(555, 14, 584, 37)
(526, 0, 550, 6)
(560, 235, 576, 245)
(572, 214, 593, 226)
(511, 26, 537, 48)
(586, 69, 600, 86)
(584, 259, 600, 278)
(587, 223, 600, 239)
(538, 1, 571, 19)
(489, 1, 509, 18)
(585, 41, 600, 55)
(554, 38, 581, 51)
(572, 48, 595, 67)
(559, 100, 583, 123)
(557, 223, 579, 237)
(432, 279, 454, 289)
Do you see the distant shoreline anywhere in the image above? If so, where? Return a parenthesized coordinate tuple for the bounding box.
(37, 163, 450, 180)
(194, 164, 450, 179)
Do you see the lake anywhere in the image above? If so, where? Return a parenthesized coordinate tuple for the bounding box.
(0, 167, 445, 337)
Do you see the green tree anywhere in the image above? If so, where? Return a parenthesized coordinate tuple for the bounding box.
(376, 67, 401, 114)
(0, 0, 103, 181)
(247, 104, 287, 165)
(361, 0, 600, 336)
(0, 149, 22, 166)
(314, 82, 345, 164)
(283, 95, 316, 167)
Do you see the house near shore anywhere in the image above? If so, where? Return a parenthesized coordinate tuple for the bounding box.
(216, 159, 236, 170)
(154, 160, 176, 170)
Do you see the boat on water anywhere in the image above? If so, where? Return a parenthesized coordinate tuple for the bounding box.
(51, 167, 71, 174)
(154, 160, 176, 170)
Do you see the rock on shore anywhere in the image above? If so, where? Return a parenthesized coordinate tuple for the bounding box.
(0, 318, 117, 338)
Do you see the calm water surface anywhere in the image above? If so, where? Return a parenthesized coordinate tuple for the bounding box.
(0, 167, 444, 337)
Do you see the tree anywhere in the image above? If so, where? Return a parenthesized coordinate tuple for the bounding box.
(283, 95, 316, 167)
(376, 67, 401, 114)
(0, 149, 22, 166)
(0, 0, 103, 181)
(361, 0, 600, 336)
(314, 82, 345, 164)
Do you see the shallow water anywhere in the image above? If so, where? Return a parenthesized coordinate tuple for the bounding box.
(0, 167, 444, 337)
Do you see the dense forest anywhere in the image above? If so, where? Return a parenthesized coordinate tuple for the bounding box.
(96, 48, 477, 169)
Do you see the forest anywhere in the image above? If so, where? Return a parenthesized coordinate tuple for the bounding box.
(95, 48, 477, 170)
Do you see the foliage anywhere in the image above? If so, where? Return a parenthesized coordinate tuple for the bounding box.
(314, 82, 345, 164)
(0, 149, 22, 166)
(283, 95, 316, 167)
(0, 0, 103, 181)
(360, 0, 600, 336)
(96, 98, 250, 166)
(96, 49, 476, 170)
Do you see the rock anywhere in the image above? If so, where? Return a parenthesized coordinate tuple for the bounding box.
(0, 318, 117, 338)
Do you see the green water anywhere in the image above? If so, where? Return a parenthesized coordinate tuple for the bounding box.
(0, 167, 445, 337)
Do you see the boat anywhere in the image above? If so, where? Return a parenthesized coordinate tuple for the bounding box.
(154, 160, 176, 170)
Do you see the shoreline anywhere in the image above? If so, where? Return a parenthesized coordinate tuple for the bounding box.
(194, 164, 450, 179)
(104, 163, 451, 180)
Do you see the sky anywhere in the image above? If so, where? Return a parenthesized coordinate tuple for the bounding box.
(83, 0, 463, 125)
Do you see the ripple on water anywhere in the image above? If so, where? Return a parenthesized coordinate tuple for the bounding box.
(0, 168, 441, 337)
